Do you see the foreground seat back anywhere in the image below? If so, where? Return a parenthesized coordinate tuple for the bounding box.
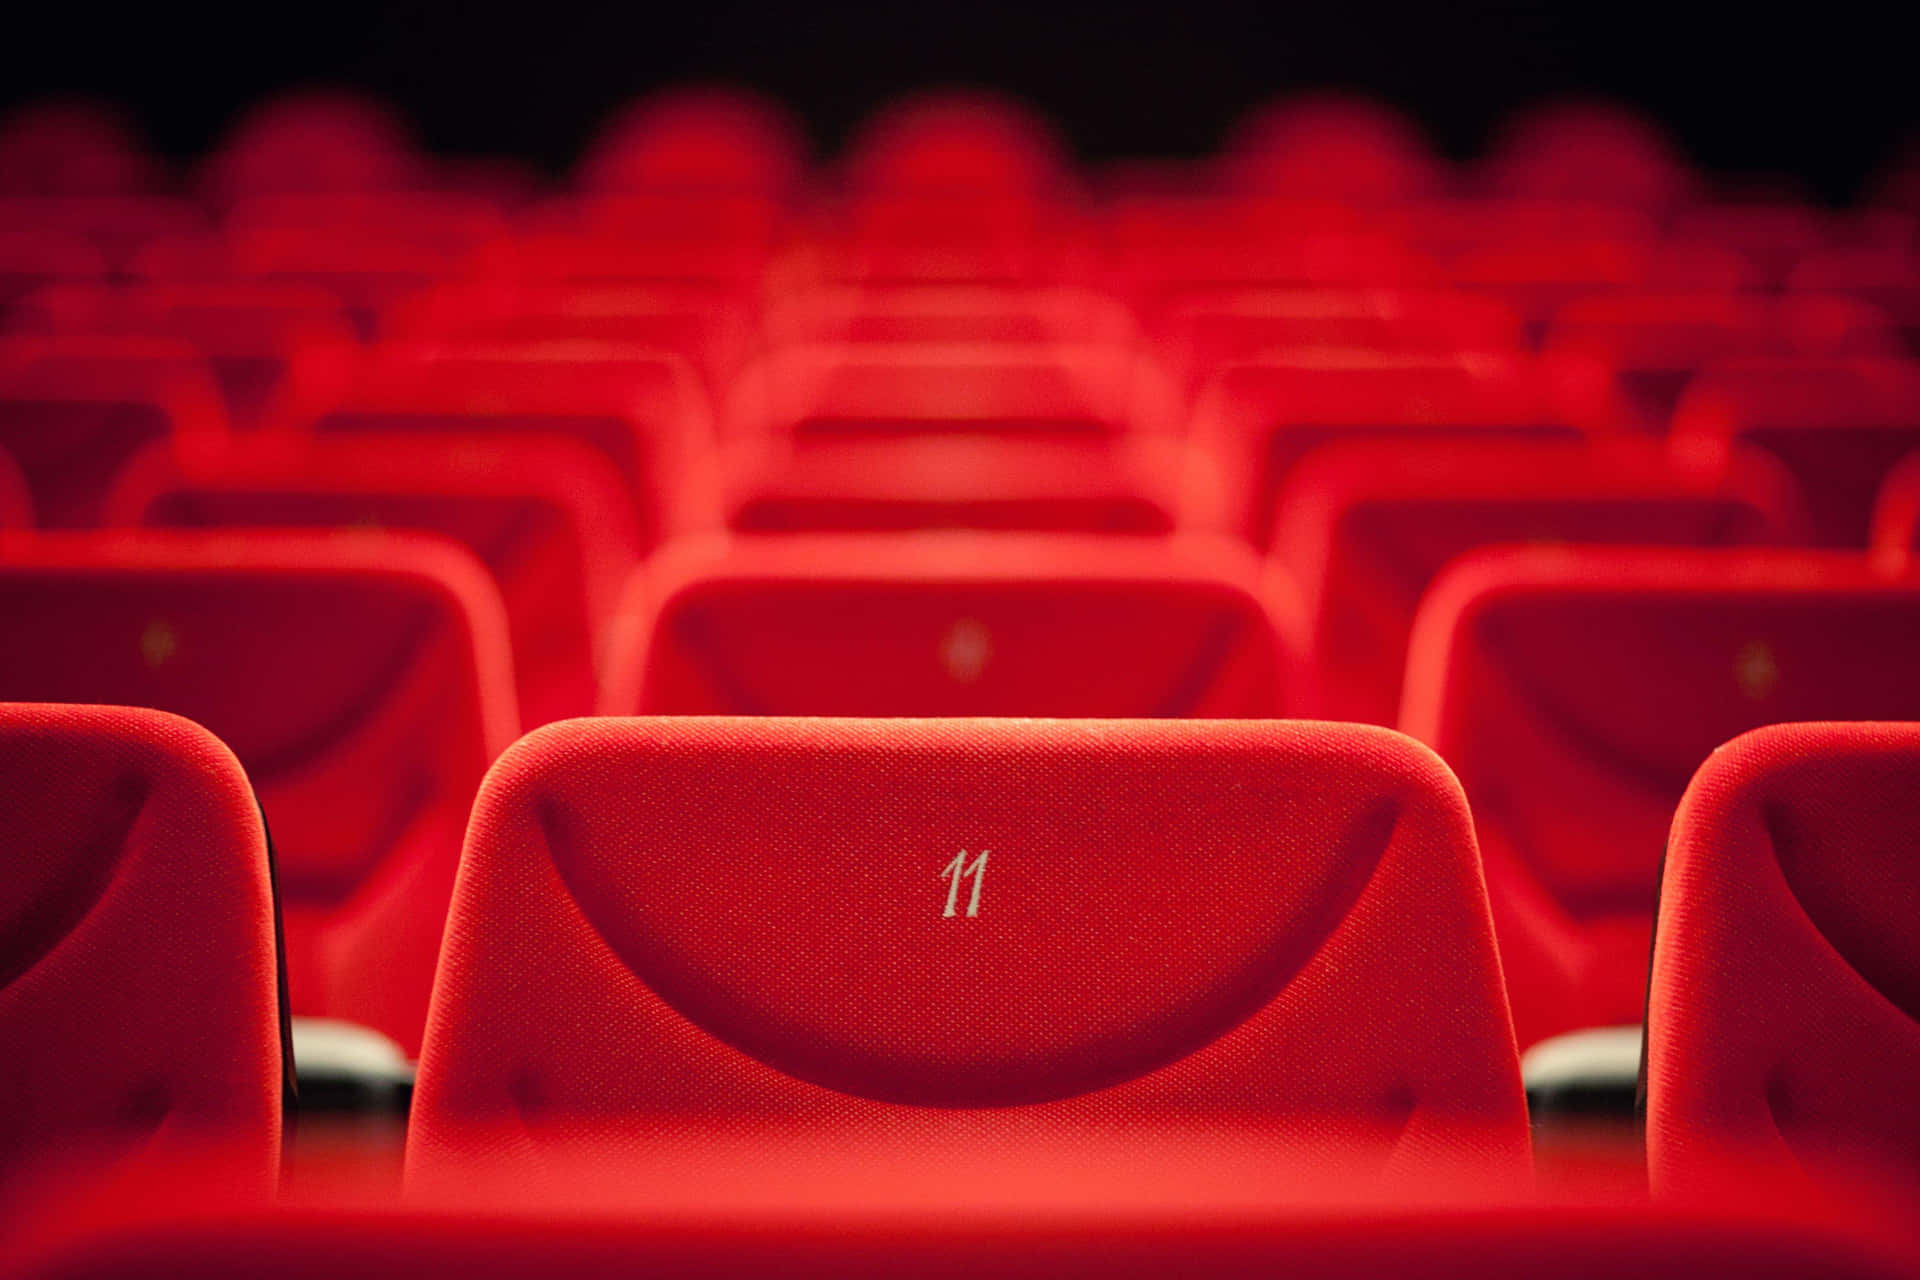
(1401, 547, 1920, 1050)
(0, 703, 279, 1192)
(0, 532, 517, 1056)
(410, 717, 1525, 1179)
(1649, 722, 1920, 1194)
(602, 534, 1298, 716)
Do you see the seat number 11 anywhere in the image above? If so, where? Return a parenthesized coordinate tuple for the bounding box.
(942, 850, 989, 918)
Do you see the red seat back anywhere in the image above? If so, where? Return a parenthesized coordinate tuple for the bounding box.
(1401, 547, 1920, 1050)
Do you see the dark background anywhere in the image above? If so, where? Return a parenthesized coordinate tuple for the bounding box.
(3, 1, 1912, 202)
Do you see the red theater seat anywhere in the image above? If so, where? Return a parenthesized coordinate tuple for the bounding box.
(601, 534, 1298, 716)
(480, 221, 776, 289)
(1109, 204, 1431, 304)
(0, 703, 280, 1196)
(0, 531, 518, 1058)
(295, 343, 721, 550)
(407, 716, 1523, 1178)
(105, 434, 640, 727)
(1190, 351, 1622, 548)
(842, 91, 1071, 197)
(1668, 204, 1834, 287)
(196, 91, 424, 205)
(763, 284, 1136, 348)
(1873, 452, 1920, 556)
(1219, 94, 1447, 200)
(0, 230, 106, 313)
(1546, 293, 1899, 427)
(0, 337, 229, 526)
(1150, 288, 1525, 397)
(575, 87, 807, 195)
(1479, 100, 1700, 210)
(1670, 357, 1920, 545)
(1648, 722, 1920, 1197)
(0, 444, 30, 525)
(1790, 246, 1920, 353)
(0, 197, 204, 273)
(0, 101, 159, 198)
(1442, 238, 1758, 330)
(9, 283, 361, 429)
(1273, 438, 1808, 724)
(1400, 547, 1920, 1053)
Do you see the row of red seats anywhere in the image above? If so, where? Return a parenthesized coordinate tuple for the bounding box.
(0, 536, 1915, 1062)
(4, 705, 1916, 1206)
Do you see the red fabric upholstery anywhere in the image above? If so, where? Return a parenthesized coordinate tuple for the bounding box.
(0, 445, 30, 526)
(1401, 547, 1920, 1050)
(292, 343, 721, 551)
(1546, 292, 1899, 427)
(1649, 722, 1920, 1197)
(1273, 438, 1808, 724)
(0, 531, 518, 1056)
(0, 337, 229, 526)
(1872, 451, 1920, 555)
(1670, 357, 1920, 546)
(601, 533, 1299, 716)
(8, 283, 360, 430)
(1190, 352, 1622, 547)
(104, 434, 640, 727)
(408, 716, 1524, 1180)
(0, 703, 279, 1195)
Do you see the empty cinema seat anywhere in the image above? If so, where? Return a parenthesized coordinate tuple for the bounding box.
(1271, 437, 1808, 725)
(1873, 452, 1920, 556)
(0, 337, 229, 526)
(287, 344, 721, 550)
(1670, 357, 1920, 546)
(1189, 352, 1622, 548)
(103, 434, 641, 726)
(599, 533, 1299, 716)
(1399, 547, 1920, 1061)
(1648, 722, 1920, 1196)
(0, 703, 280, 1195)
(407, 716, 1526, 1179)
(7, 282, 361, 430)
(0, 531, 517, 1060)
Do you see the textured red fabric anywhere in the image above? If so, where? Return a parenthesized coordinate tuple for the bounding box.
(1190, 352, 1622, 547)
(0, 703, 279, 1195)
(1273, 438, 1808, 725)
(1648, 722, 1920, 1197)
(1401, 547, 1920, 1050)
(0, 337, 229, 526)
(103, 434, 641, 727)
(288, 343, 721, 551)
(1872, 451, 1920, 556)
(0, 531, 517, 1056)
(1545, 292, 1899, 428)
(1670, 356, 1920, 547)
(17, 1183, 1920, 1280)
(600, 533, 1300, 716)
(8, 282, 360, 430)
(408, 717, 1524, 1181)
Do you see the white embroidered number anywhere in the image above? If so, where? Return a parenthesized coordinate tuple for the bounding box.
(942, 849, 989, 918)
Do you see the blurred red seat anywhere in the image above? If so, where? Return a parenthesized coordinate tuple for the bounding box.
(601, 533, 1298, 716)
(1873, 451, 1920, 557)
(0, 101, 159, 197)
(1479, 100, 1700, 210)
(1400, 546, 1920, 1052)
(1189, 351, 1624, 548)
(1649, 721, 1920, 1196)
(1442, 238, 1757, 330)
(841, 91, 1072, 197)
(574, 86, 807, 196)
(1790, 245, 1920, 353)
(1272, 437, 1808, 724)
(105, 434, 640, 727)
(195, 91, 425, 205)
(0, 531, 518, 1058)
(0, 229, 106, 313)
(0, 444, 28, 525)
(0, 336, 229, 526)
(1670, 356, 1920, 545)
(1218, 94, 1447, 200)
(0, 703, 280, 1196)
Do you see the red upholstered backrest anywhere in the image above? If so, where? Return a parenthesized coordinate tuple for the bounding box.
(1273, 438, 1808, 724)
(409, 717, 1525, 1179)
(1401, 547, 1920, 1050)
(0, 337, 229, 527)
(1190, 352, 1620, 547)
(601, 534, 1298, 716)
(0, 444, 29, 526)
(1873, 452, 1920, 556)
(0, 703, 279, 1194)
(1671, 357, 1920, 546)
(0, 532, 517, 1056)
(106, 434, 640, 727)
(1649, 722, 1920, 1195)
